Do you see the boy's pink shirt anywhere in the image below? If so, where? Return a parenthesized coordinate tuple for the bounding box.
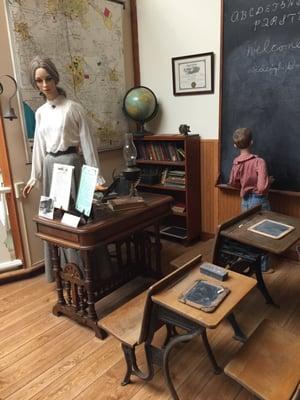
(229, 153, 270, 198)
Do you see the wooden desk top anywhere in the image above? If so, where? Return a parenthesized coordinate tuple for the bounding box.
(152, 263, 256, 329)
(33, 193, 172, 250)
(220, 210, 300, 254)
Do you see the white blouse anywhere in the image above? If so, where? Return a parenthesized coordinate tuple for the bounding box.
(27, 96, 105, 186)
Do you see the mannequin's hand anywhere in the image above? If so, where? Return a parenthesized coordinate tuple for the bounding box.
(95, 184, 108, 192)
(22, 183, 34, 198)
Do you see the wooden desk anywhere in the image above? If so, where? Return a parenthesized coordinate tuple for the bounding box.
(220, 207, 300, 254)
(34, 193, 172, 339)
(212, 206, 300, 306)
(148, 264, 257, 400)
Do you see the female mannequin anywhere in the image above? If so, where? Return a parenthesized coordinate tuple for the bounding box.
(23, 56, 109, 281)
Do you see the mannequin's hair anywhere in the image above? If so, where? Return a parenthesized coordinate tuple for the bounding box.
(29, 56, 66, 98)
(233, 127, 252, 149)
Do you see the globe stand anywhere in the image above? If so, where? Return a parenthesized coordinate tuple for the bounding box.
(133, 122, 154, 137)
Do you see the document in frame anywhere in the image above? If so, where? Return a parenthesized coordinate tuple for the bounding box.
(49, 163, 74, 211)
(75, 165, 98, 217)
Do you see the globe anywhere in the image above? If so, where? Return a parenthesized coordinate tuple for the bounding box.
(123, 86, 158, 134)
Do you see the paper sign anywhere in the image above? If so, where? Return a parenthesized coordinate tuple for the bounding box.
(75, 165, 98, 217)
(50, 163, 74, 211)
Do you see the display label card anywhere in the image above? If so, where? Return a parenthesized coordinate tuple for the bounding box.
(75, 165, 98, 217)
(49, 163, 74, 211)
(61, 212, 80, 228)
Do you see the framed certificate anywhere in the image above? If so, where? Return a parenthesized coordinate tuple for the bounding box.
(172, 52, 214, 96)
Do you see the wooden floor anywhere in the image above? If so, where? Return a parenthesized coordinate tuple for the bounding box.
(0, 239, 299, 400)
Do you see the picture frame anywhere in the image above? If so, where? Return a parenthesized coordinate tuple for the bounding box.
(172, 52, 214, 96)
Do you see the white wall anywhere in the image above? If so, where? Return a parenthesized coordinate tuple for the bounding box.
(136, 0, 221, 139)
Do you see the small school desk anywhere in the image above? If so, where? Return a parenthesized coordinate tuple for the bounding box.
(212, 205, 300, 305)
(218, 206, 300, 254)
(33, 192, 172, 339)
(148, 263, 257, 400)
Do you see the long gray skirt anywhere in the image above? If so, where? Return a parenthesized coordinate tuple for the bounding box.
(43, 153, 112, 282)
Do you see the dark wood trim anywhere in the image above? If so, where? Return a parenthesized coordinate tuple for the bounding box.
(201, 232, 215, 241)
(130, 0, 140, 85)
(217, 184, 300, 198)
(218, 0, 225, 177)
(0, 104, 25, 265)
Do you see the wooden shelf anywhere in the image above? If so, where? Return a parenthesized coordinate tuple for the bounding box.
(135, 134, 201, 242)
(138, 183, 185, 192)
(136, 160, 185, 167)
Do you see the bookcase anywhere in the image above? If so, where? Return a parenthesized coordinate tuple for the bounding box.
(134, 134, 201, 241)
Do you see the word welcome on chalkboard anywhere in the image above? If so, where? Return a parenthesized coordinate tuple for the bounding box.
(220, 0, 300, 193)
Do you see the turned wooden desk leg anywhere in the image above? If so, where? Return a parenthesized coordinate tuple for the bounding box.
(81, 251, 107, 339)
(51, 244, 65, 313)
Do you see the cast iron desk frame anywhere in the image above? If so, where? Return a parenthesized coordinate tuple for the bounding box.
(146, 265, 257, 400)
(34, 193, 172, 339)
(212, 206, 300, 305)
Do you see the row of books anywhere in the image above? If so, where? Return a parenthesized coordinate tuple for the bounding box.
(161, 169, 185, 187)
(139, 166, 186, 188)
(136, 142, 185, 162)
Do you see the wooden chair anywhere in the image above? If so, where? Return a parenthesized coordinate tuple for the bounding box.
(224, 319, 300, 400)
(99, 256, 201, 385)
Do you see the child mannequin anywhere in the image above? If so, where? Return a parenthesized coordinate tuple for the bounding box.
(228, 128, 273, 272)
(229, 127, 272, 211)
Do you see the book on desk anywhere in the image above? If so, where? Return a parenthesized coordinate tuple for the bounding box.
(107, 196, 147, 211)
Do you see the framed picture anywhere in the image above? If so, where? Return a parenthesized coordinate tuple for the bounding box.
(172, 52, 214, 96)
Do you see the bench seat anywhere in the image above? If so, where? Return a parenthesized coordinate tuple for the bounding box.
(225, 319, 300, 400)
(99, 290, 147, 347)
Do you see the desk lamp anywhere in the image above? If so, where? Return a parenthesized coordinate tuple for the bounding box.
(0, 75, 18, 121)
(122, 133, 141, 197)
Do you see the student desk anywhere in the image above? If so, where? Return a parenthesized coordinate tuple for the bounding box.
(148, 264, 257, 400)
(212, 206, 300, 305)
(33, 192, 172, 339)
(218, 207, 300, 255)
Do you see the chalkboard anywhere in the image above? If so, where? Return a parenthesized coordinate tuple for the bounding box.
(220, 0, 300, 192)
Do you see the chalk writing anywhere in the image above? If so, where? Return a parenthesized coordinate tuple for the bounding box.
(248, 57, 300, 76)
(253, 12, 300, 31)
(246, 38, 300, 57)
(230, 1, 300, 24)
